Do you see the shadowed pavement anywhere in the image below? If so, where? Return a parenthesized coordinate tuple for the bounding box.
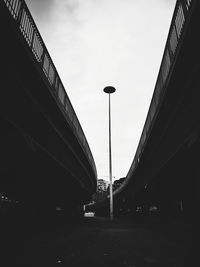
(1, 216, 193, 267)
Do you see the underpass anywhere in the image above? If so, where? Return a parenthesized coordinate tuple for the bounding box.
(0, 0, 197, 266)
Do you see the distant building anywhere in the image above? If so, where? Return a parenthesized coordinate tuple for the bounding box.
(97, 179, 108, 192)
(92, 179, 109, 203)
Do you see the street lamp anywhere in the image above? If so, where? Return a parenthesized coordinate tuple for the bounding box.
(103, 86, 116, 221)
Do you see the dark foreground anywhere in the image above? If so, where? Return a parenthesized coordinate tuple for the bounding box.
(1, 215, 193, 267)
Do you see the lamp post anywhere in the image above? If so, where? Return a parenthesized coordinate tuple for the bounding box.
(103, 86, 116, 221)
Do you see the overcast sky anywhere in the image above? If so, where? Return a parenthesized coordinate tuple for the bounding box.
(25, 0, 176, 182)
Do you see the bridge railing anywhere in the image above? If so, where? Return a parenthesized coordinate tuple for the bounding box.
(115, 0, 194, 193)
(3, 0, 97, 178)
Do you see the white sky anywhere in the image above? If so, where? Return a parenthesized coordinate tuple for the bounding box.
(26, 0, 176, 182)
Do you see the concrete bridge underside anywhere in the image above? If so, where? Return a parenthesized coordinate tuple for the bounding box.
(113, 1, 200, 219)
(0, 1, 96, 214)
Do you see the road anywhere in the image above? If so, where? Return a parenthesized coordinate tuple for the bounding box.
(1, 215, 193, 267)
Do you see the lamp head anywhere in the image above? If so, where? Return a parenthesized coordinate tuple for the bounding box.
(103, 86, 116, 94)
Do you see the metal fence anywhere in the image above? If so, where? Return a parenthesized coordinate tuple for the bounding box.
(3, 0, 97, 177)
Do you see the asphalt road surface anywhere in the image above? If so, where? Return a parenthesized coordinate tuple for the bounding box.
(1, 215, 193, 267)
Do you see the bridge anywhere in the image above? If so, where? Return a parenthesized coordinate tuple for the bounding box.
(0, 0, 97, 216)
(95, 0, 198, 221)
